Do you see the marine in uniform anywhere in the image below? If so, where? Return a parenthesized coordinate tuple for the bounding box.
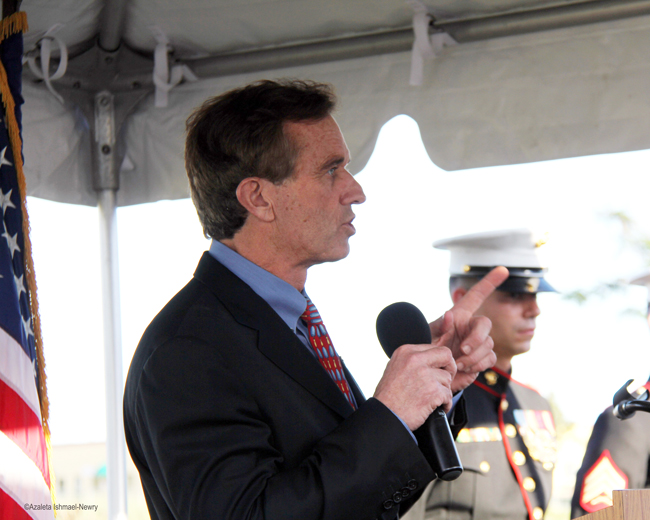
(411, 229, 558, 520)
(570, 272, 650, 518)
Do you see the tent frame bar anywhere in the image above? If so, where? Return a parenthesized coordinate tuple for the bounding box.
(437, 0, 650, 42)
(186, 28, 414, 80)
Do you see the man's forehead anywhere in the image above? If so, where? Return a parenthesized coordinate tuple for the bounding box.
(284, 116, 350, 161)
(284, 114, 339, 137)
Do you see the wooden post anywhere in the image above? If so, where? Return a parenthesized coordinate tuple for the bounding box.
(575, 490, 650, 520)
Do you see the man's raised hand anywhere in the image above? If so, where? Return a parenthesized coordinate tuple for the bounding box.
(429, 266, 509, 392)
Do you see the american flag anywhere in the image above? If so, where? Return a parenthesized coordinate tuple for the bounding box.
(0, 12, 55, 520)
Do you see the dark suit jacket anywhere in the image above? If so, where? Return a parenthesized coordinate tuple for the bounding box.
(124, 252, 436, 520)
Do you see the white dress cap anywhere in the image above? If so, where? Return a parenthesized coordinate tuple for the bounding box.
(433, 228, 548, 276)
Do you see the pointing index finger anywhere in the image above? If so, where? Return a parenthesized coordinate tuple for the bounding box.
(454, 266, 509, 315)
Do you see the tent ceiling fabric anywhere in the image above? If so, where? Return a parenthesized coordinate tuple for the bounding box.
(20, 0, 650, 206)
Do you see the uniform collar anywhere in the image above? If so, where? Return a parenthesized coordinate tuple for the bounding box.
(474, 366, 512, 396)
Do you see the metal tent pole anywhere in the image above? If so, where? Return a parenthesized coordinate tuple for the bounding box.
(98, 0, 128, 53)
(96, 0, 130, 515)
(94, 90, 128, 520)
(59, 40, 150, 520)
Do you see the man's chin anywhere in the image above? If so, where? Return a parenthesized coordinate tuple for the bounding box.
(306, 244, 351, 267)
(326, 241, 352, 263)
(322, 250, 351, 264)
(514, 343, 532, 356)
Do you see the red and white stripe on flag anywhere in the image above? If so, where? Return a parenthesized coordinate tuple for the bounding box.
(0, 330, 53, 520)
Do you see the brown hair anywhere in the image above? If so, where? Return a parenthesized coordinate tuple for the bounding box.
(185, 79, 336, 239)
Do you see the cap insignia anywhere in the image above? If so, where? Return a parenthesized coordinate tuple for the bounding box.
(526, 278, 541, 292)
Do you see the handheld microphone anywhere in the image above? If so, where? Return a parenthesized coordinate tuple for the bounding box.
(376, 302, 463, 481)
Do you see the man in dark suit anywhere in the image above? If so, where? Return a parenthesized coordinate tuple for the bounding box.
(123, 79, 508, 520)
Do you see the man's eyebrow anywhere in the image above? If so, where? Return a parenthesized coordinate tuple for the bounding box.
(321, 156, 348, 170)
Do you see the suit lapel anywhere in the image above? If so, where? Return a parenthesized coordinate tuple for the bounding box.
(342, 360, 366, 406)
(257, 317, 354, 418)
(194, 253, 354, 419)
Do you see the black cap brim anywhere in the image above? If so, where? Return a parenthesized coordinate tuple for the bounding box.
(496, 276, 557, 294)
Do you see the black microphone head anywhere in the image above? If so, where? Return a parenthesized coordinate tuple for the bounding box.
(376, 302, 432, 358)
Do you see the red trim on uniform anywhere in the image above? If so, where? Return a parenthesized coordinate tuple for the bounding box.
(0, 487, 35, 520)
(491, 366, 541, 393)
(473, 380, 502, 397)
(498, 395, 536, 520)
(579, 449, 628, 513)
(490, 366, 512, 380)
(643, 381, 650, 392)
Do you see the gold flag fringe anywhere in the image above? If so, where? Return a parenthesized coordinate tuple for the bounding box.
(0, 11, 57, 511)
(0, 12, 27, 43)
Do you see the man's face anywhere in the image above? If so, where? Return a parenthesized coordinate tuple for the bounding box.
(269, 115, 366, 267)
(475, 291, 541, 363)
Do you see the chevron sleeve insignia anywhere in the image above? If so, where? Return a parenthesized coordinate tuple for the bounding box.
(579, 449, 628, 513)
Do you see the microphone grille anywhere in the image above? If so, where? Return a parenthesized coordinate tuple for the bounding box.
(376, 302, 432, 358)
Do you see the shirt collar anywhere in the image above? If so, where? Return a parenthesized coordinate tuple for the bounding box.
(209, 240, 307, 331)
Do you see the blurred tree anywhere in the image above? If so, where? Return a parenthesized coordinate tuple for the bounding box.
(564, 211, 650, 308)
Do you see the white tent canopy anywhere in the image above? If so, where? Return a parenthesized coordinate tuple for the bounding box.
(18, 1, 650, 519)
(22, 0, 650, 207)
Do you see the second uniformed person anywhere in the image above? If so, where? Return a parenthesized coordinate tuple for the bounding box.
(570, 271, 650, 517)
(414, 229, 558, 520)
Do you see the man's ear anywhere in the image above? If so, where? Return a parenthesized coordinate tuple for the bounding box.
(236, 177, 276, 223)
(451, 287, 467, 305)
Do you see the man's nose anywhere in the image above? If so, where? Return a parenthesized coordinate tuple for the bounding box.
(525, 297, 541, 318)
(342, 170, 366, 205)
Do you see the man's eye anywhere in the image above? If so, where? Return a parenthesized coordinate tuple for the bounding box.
(327, 167, 336, 176)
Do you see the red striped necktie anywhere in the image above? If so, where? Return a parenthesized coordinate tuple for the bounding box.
(300, 298, 356, 409)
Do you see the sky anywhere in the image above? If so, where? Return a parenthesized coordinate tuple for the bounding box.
(25, 114, 650, 446)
